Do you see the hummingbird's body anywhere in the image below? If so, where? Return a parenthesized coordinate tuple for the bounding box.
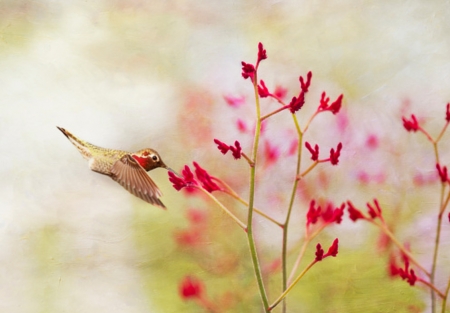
(57, 127, 171, 209)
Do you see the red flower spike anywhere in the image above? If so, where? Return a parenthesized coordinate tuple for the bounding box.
(193, 162, 221, 193)
(300, 71, 312, 93)
(388, 254, 400, 277)
(289, 93, 305, 113)
(241, 61, 256, 81)
(169, 171, 187, 191)
(324, 238, 339, 257)
(319, 92, 330, 110)
(436, 163, 448, 183)
(257, 42, 267, 63)
(446, 103, 450, 122)
(214, 139, 230, 155)
(328, 94, 343, 115)
(330, 142, 343, 165)
(258, 80, 270, 98)
(274, 86, 288, 99)
(448, 212, 450, 223)
(315, 243, 324, 261)
(402, 114, 419, 132)
(322, 203, 345, 224)
(367, 199, 382, 219)
(306, 200, 322, 226)
(179, 276, 204, 300)
(305, 141, 319, 161)
(230, 141, 242, 159)
(347, 201, 366, 221)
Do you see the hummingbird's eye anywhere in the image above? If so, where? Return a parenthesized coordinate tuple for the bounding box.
(151, 154, 159, 162)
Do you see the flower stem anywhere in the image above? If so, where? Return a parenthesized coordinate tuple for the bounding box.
(269, 259, 316, 311)
(376, 221, 430, 276)
(197, 186, 247, 230)
(441, 276, 450, 313)
(281, 114, 303, 312)
(247, 74, 269, 311)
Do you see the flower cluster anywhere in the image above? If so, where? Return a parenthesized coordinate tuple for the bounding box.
(305, 141, 342, 165)
(213, 139, 242, 159)
(402, 114, 419, 132)
(314, 238, 339, 262)
(317, 92, 344, 115)
(169, 162, 221, 193)
(389, 254, 417, 286)
(347, 199, 384, 221)
(306, 200, 344, 227)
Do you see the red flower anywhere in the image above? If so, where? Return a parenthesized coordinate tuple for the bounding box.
(315, 243, 324, 261)
(300, 71, 312, 93)
(402, 114, 419, 132)
(214, 139, 230, 154)
(241, 61, 256, 80)
(193, 162, 221, 193)
(305, 141, 319, 161)
(306, 200, 321, 226)
(321, 203, 345, 224)
(393, 257, 417, 286)
(347, 201, 366, 221)
(257, 42, 267, 64)
(329, 142, 342, 165)
(436, 163, 448, 183)
(169, 165, 199, 191)
(288, 93, 305, 113)
(315, 238, 339, 261)
(179, 276, 204, 300)
(367, 199, 382, 219)
(325, 238, 339, 257)
(446, 103, 450, 122)
(318, 92, 343, 115)
(230, 141, 242, 159)
(214, 139, 242, 159)
(258, 80, 270, 98)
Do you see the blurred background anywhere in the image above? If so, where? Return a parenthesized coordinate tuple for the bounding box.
(1, 0, 450, 312)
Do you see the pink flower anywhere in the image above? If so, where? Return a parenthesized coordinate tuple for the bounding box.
(263, 140, 280, 165)
(214, 139, 230, 154)
(315, 238, 339, 261)
(274, 86, 288, 99)
(224, 95, 245, 107)
(315, 243, 324, 261)
(241, 61, 256, 80)
(169, 166, 198, 191)
(318, 92, 343, 114)
(306, 200, 321, 226)
(214, 139, 242, 160)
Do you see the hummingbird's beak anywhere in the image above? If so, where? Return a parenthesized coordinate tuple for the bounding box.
(166, 166, 180, 177)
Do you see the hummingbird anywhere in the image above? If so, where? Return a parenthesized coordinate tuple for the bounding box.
(57, 126, 173, 209)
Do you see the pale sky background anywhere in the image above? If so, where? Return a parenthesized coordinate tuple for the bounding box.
(1, 1, 450, 312)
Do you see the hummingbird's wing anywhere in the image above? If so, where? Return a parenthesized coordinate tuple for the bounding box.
(110, 154, 166, 209)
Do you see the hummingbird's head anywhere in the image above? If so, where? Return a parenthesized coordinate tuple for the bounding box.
(132, 148, 168, 172)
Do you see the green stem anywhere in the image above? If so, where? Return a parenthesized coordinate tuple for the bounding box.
(247, 75, 269, 311)
(218, 188, 283, 227)
(197, 186, 247, 230)
(281, 115, 303, 312)
(441, 276, 450, 313)
(287, 223, 327, 285)
(269, 259, 317, 311)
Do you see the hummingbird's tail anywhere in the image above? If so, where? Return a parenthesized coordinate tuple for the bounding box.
(57, 126, 93, 160)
